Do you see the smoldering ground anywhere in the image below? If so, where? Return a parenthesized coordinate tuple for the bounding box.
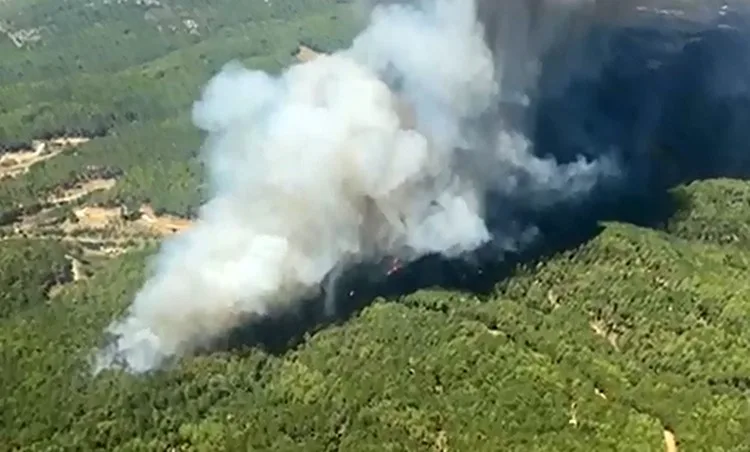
(95, 1, 750, 372)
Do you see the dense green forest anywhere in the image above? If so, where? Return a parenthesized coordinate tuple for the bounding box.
(3, 180, 750, 450)
(1, 0, 750, 450)
(0, 0, 359, 218)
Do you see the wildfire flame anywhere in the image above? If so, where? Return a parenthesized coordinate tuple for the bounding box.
(386, 257, 403, 276)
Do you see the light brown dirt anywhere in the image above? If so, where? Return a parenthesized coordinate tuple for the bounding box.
(84, 245, 129, 258)
(4, 152, 190, 240)
(1, 135, 197, 269)
(71, 206, 123, 229)
(664, 428, 678, 452)
(0, 137, 90, 180)
(135, 204, 192, 235)
(0, 132, 197, 278)
(9, 202, 193, 245)
(48, 178, 117, 204)
(62, 204, 193, 237)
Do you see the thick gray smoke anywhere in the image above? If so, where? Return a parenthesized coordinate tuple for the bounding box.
(94, 0, 619, 374)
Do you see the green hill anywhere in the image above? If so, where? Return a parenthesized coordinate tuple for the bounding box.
(1, 0, 749, 450)
(0, 0, 359, 219)
(3, 180, 750, 451)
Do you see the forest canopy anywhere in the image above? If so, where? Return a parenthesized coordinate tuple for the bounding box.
(0, 0, 749, 450)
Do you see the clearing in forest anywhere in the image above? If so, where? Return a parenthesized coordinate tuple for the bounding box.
(63, 203, 193, 237)
(47, 178, 117, 204)
(1, 133, 194, 265)
(0, 137, 90, 180)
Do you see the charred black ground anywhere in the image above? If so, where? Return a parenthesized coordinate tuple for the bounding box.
(226, 14, 750, 355)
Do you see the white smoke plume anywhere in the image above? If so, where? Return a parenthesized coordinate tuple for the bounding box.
(94, 0, 619, 374)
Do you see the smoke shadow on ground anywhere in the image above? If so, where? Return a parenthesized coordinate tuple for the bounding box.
(222, 16, 750, 356)
(223, 187, 683, 355)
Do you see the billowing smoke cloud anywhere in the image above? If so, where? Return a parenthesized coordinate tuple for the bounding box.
(94, 0, 620, 374)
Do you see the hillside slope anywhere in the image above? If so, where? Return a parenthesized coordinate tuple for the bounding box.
(2, 180, 750, 451)
(0, 0, 359, 219)
(1, 1, 749, 451)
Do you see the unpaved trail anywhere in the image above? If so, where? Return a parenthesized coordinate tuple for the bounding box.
(664, 428, 678, 452)
(135, 204, 192, 235)
(0, 137, 90, 180)
(1, 134, 194, 260)
(7, 203, 193, 244)
(67, 204, 192, 235)
(48, 178, 117, 204)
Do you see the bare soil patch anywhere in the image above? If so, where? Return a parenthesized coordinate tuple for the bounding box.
(48, 178, 117, 204)
(64, 204, 192, 236)
(135, 204, 192, 235)
(1, 134, 194, 269)
(70, 205, 123, 230)
(0, 137, 90, 180)
(8, 202, 193, 244)
(664, 428, 678, 452)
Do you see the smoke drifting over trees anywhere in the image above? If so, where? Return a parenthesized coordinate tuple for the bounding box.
(94, 0, 621, 373)
(95, 0, 750, 373)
